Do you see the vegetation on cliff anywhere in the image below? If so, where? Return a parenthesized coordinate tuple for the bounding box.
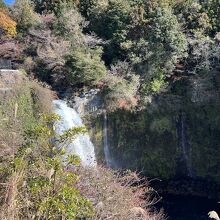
(0, 73, 164, 219)
(0, 0, 219, 110)
(0, 0, 220, 217)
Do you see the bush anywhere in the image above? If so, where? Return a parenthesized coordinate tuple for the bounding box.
(103, 62, 140, 111)
(0, 110, 164, 219)
(0, 113, 94, 219)
(78, 167, 165, 220)
(0, 9, 17, 37)
(11, 0, 40, 32)
(66, 46, 107, 86)
(30, 81, 54, 115)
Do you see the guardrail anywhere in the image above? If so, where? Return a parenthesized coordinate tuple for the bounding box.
(0, 59, 12, 69)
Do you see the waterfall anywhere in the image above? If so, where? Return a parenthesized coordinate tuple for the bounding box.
(103, 112, 113, 167)
(178, 113, 193, 177)
(53, 99, 96, 167)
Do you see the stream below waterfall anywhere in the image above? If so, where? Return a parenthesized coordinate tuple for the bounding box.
(157, 194, 220, 220)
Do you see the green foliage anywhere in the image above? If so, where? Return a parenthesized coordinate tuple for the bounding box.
(79, 0, 100, 17)
(200, 0, 220, 34)
(66, 46, 107, 86)
(87, 0, 132, 63)
(103, 62, 140, 111)
(0, 84, 37, 136)
(150, 117, 172, 134)
(148, 7, 187, 71)
(0, 80, 95, 219)
(127, 6, 187, 81)
(174, 1, 211, 34)
(89, 0, 131, 40)
(83, 1, 188, 101)
(32, 0, 78, 14)
(0, 0, 5, 8)
(59, 126, 87, 142)
(2, 113, 94, 219)
(11, 0, 40, 32)
(149, 70, 166, 93)
(104, 74, 139, 110)
(7, 0, 220, 111)
(53, 5, 85, 38)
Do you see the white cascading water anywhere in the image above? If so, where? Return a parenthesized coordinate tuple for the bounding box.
(179, 114, 193, 177)
(53, 99, 97, 167)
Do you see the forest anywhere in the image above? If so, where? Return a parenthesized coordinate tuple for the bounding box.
(0, 0, 220, 219)
(0, 0, 219, 110)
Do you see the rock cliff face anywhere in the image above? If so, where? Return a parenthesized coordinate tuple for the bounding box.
(91, 71, 220, 192)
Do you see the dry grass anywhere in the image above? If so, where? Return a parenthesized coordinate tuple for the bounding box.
(30, 80, 54, 115)
(0, 85, 31, 157)
(77, 166, 165, 220)
(0, 79, 55, 219)
(0, 165, 165, 220)
(0, 80, 54, 157)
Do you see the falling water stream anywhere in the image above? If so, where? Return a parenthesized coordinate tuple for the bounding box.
(178, 113, 193, 177)
(53, 99, 96, 167)
(103, 112, 111, 167)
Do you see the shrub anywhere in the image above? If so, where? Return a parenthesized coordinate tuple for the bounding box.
(0, 83, 37, 157)
(103, 62, 140, 111)
(11, 0, 40, 32)
(30, 81, 54, 115)
(0, 9, 17, 37)
(66, 46, 107, 86)
(77, 167, 165, 220)
(0, 113, 94, 219)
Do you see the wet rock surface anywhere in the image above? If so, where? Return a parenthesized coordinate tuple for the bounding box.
(65, 89, 105, 115)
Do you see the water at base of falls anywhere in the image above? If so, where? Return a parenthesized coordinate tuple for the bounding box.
(157, 194, 219, 220)
(53, 99, 97, 167)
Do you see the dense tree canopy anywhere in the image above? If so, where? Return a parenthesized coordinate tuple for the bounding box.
(1, 0, 219, 110)
(0, 0, 5, 8)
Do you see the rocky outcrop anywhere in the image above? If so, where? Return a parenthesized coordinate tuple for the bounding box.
(66, 89, 104, 115)
(90, 70, 220, 197)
